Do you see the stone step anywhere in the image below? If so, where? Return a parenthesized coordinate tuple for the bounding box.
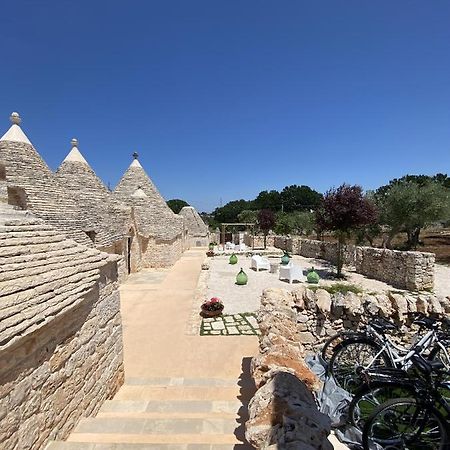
(66, 434, 242, 445)
(114, 386, 246, 402)
(123, 377, 244, 387)
(47, 442, 252, 449)
(98, 399, 242, 417)
(69, 417, 240, 436)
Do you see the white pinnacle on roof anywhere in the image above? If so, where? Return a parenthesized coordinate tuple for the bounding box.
(63, 138, 89, 165)
(131, 187, 148, 198)
(0, 112, 32, 145)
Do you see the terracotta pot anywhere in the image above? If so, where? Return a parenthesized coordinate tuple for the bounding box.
(201, 305, 224, 317)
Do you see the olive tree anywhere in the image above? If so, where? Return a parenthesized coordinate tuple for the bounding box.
(376, 180, 450, 249)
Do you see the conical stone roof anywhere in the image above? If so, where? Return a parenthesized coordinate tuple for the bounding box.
(55, 139, 129, 248)
(114, 155, 183, 240)
(179, 206, 209, 237)
(0, 113, 91, 246)
(0, 204, 110, 351)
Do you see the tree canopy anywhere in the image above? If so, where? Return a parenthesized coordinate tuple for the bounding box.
(167, 199, 189, 214)
(375, 179, 450, 249)
(316, 184, 378, 276)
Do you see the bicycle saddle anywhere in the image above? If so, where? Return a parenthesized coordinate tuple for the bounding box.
(370, 317, 397, 333)
(413, 315, 437, 329)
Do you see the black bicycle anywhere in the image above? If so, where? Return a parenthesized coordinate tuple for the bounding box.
(362, 354, 450, 450)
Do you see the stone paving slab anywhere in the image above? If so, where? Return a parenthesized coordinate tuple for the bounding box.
(200, 313, 260, 336)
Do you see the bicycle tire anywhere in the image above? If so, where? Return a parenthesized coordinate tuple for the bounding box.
(349, 380, 417, 429)
(362, 397, 449, 450)
(429, 343, 450, 371)
(329, 337, 392, 393)
(321, 330, 364, 362)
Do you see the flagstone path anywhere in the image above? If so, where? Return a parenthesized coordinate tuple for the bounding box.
(46, 248, 347, 449)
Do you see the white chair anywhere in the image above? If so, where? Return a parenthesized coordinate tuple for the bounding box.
(251, 255, 270, 271)
(279, 262, 305, 284)
(225, 242, 235, 250)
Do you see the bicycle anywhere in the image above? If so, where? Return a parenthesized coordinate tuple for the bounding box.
(328, 315, 449, 393)
(362, 354, 450, 450)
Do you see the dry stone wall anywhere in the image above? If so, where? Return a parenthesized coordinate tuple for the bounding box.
(0, 208, 124, 450)
(355, 247, 435, 291)
(246, 286, 450, 448)
(246, 288, 332, 449)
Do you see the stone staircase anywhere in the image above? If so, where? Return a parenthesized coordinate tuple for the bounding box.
(45, 377, 254, 450)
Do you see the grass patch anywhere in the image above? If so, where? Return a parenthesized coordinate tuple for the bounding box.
(310, 283, 363, 295)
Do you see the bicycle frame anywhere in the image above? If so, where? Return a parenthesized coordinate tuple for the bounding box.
(363, 326, 438, 370)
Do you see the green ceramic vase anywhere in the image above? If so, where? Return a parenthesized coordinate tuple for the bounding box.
(281, 252, 290, 265)
(236, 268, 248, 285)
(307, 267, 320, 284)
(229, 253, 238, 265)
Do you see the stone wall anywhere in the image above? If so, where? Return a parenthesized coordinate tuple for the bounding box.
(246, 286, 450, 448)
(0, 210, 124, 450)
(141, 234, 184, 268)
(246, 288, 332, 449)
(259, 287, 450, 355)
(244, 234, 276, 248)
(355, 247, 435, 291)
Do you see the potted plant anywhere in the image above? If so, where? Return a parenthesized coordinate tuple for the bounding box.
(206, 250, 214, 257)
(201, 297, 224, 317)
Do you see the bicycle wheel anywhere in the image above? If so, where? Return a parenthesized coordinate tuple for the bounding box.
(429, 342, 450, 371)
(321, 330, 364, 362)
(362, 397, 448, 450)
(349, 381, 416, 430)
(329, 337, 392, 393)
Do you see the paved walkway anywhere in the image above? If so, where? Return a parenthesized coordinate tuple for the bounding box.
(47, 249, 347, 449)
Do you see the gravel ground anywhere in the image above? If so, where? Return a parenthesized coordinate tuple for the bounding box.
(205, 253, 450, 315)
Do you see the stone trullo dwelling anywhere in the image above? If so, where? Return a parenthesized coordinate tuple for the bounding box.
(55, 138, 136, 277)
(0, 113, 92, 247)
(178, 205, 210, 247)
(0, 185, 124, 449)
(0, 112, 188, 274)
(113, 153, 185, 267)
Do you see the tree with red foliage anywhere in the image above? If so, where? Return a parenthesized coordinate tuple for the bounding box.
(316, 184, 378, 277)
(258, 209, 276, 249)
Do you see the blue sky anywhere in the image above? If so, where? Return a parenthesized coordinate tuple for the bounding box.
(1, 1, 449, 212)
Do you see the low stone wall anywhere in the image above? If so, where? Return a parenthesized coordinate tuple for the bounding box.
(355, 247, 435, 291)
(246, 289, 332, 449)
(0, 258, 124, 450)
(246, 286, 450, 448)
(244, 234, 276, 249)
